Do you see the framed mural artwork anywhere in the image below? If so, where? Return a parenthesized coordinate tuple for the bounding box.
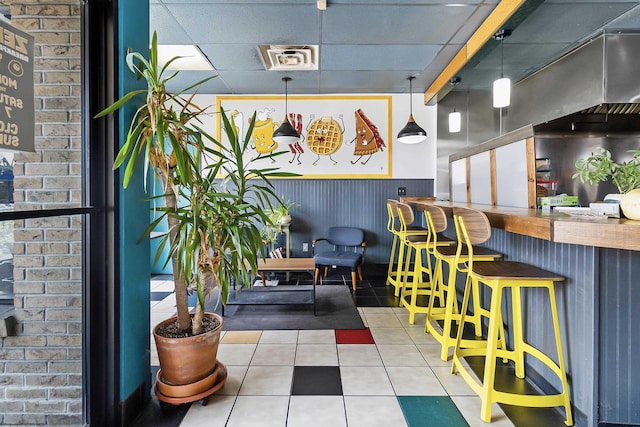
(215, 95, 392, 178)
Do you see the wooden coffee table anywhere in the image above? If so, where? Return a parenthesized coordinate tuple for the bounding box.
(227, 258, 318, 314)
(254, 258, 316, 287)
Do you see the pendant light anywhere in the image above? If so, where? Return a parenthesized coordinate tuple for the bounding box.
(492, 29, 512, 109)
(397, 76, 427, 144)
(272, 77, 300, 144)
(448, 77, 461, 133)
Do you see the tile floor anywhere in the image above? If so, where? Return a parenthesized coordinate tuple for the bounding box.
(140, 268, 568, 427)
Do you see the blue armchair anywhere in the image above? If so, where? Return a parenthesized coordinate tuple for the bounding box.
(312, 226, 366, 291)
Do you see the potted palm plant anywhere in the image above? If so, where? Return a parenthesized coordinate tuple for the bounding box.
(95, 32, 295, 397)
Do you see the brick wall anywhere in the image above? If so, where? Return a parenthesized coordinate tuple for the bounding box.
(0, 1, 83, 425)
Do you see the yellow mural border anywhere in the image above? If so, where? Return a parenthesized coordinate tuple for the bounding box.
(216, 95, 393, 179)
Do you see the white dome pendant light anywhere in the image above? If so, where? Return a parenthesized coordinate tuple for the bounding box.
(492, 29, 512, 109)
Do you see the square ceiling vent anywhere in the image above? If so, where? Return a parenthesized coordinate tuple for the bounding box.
(259, 45, 319, 71)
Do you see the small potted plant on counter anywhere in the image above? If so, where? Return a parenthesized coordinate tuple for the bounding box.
(573, 147, 640, 219)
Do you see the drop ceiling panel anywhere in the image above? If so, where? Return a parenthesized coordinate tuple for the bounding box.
(322, 5, 479, 45)
(165, 4, 321, 45)
(150, 5, 193, 44)
(165, 71, 229, 94)
(216, 70, 320, 94)
(448, 4, 498, 44)
(507, 3, 638, 44)
(199, 44, 265, 71)
(319, 70, 411, 93)
(321, 45, 441, 71)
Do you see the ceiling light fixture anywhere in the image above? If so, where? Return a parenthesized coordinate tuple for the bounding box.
(272, 77, 300, 145)
(397, 76, 427, 144)
(448, 77, 461, 133)
(156, 44, 213, 71)
(492, 29, 512, 108)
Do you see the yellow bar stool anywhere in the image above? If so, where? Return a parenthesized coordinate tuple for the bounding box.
(386, 199, 427, 296)
(451, 207, 573, 426)
(397, 202, 453, 324)
(424, 205, 502, 361)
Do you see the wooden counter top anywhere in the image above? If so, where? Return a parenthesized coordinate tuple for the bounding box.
(400, 198, 640, 251)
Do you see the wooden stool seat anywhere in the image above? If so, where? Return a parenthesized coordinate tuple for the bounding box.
(472, 260, 564, 281)
(436, 245, 500, 258)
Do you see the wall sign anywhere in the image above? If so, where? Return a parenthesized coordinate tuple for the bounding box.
(0, 19, 34, 152)
(216, 96, 392, 178)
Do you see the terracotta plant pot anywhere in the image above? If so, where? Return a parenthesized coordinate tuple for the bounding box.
(155, 362, 220, 398)
(153, 312, 223, 386)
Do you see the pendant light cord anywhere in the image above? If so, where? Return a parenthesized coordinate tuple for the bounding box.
(409, 76, 414, 116)
(500, 38, 504, 79)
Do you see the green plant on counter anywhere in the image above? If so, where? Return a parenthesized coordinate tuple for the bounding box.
(573, 148, 640, 194)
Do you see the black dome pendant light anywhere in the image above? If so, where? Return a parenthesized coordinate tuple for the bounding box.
(272, 77, 300, 144)
(397, 76, 427, 144)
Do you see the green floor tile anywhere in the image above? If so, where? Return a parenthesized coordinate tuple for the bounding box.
(398, 396, 469, 427)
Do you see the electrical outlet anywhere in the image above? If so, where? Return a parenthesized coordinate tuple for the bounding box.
(397, 187, 407, 196)
(302, 242, 309, 252)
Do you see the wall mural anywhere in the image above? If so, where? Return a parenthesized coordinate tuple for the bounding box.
(215, 96, 392, 178)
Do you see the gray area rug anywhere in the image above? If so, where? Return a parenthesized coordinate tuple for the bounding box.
(204, 284, 365, 331)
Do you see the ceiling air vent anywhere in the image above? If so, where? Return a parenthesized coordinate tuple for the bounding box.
(259, 45, 319, 71)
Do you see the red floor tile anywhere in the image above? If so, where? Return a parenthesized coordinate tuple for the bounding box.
(335, 328, 375, 344)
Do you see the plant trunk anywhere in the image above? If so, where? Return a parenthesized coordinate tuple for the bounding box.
(163, 180, 191, 332)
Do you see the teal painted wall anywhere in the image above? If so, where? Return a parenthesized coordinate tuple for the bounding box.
(118, 0, 151, 401)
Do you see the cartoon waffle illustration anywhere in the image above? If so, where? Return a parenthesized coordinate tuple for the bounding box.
(288, 113, 305, 165)
(348, 109, 385, 165)
(306, 114, 344, 166)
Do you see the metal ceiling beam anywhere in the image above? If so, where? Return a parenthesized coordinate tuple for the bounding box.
(424, 0, 526, 105)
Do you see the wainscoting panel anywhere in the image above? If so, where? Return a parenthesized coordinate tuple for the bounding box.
(268, 179, 433, 264)
(598, 248, 640, 425)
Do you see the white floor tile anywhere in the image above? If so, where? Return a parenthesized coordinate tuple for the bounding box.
(360, 307, 395, 314)
(416, 343, 454, 367)
(259, 330, 299, 344)
(238, 365, 293, 395)
(295, 344, 338, 366)
(396, 311, 427, 328)
(344, 396, 408, 427)
(369, 327, 414, 345)
(340, 366, 395, 396)
(216, 344, 257, 366)
(376, 344, 427, 366)
(337, 344, 383, 366)
(179, 395, 236, 427)
(297, 329, 335, 344)
(226, 395, 289, 427)
(287, 396, 346, 427)
(218, 365, 248, 396)
(404, 326, 438, 345)
(385, 366, 447, 396)
(431, 366, 477, 396)
(251, 343, 297, 366)
(364, 313, 404, 328)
